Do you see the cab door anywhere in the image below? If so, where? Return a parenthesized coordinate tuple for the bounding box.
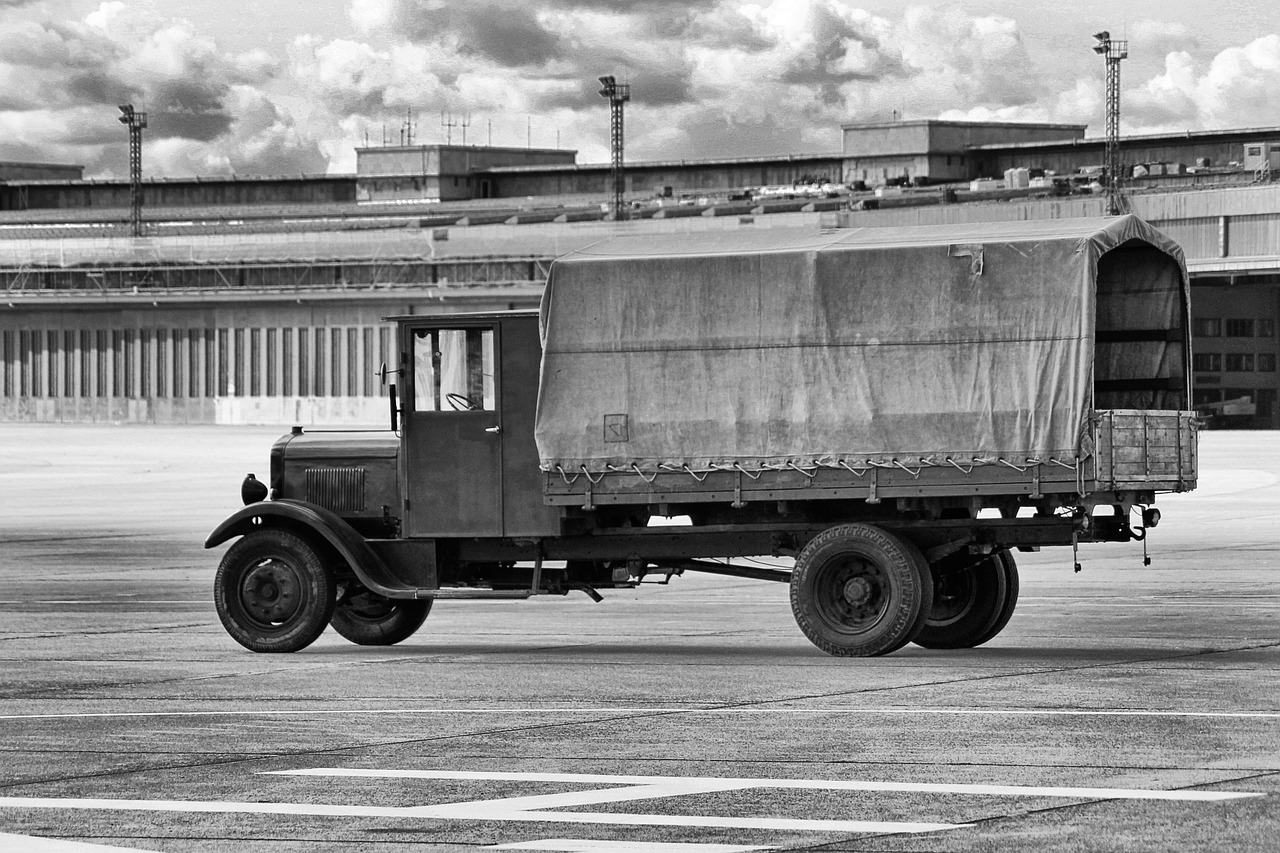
(403, 322, 503, 537)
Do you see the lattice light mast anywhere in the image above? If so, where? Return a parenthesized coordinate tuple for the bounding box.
(117, 104, 148, 237)
(1092, 31, 1128, 215)
(598, 75, 630, 221)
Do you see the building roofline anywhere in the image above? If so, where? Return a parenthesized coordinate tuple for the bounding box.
(2, 173, 356, 187)
(841, 119, 1087, 132)
(969, 125, 1280, 152)
(484, 152, 844, 174)
(356, 144, 575, 156)
(0, 160, 84, 170)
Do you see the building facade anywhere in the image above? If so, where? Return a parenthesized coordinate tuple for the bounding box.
(0, 161, 83, 182)
(355, 145, 576, 202)
(0, 174, 354, 211)
(0, 232, 550, 424)
(975, 126, 1280, 180)
(4, 124, 1280, 428)
(840, 120, 1087, 185)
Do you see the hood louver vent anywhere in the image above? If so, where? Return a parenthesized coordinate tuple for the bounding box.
(305, 467, 366, 512)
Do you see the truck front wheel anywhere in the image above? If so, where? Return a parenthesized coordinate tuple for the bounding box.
(790, 524, 933, 656)
(214, 529, 337, 653)
(331, 587, 432, 646)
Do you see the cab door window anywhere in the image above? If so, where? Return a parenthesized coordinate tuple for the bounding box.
(413, 328, 495, 412)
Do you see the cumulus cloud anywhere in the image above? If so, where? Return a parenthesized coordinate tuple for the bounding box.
(0, 2, 313, 175)
(1129, 20, 1202, 58)
(373, 0, 566, 67)
(331, 1, 1051, 159)
(1126, 35, 1280, 132)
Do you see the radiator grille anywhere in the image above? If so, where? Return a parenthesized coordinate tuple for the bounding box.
(305, 467, 366, 512)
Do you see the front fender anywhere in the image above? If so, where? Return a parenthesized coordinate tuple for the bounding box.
(205, 499, 412, 599)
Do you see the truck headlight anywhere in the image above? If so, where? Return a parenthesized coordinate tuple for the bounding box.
(241, 473, 269, 505)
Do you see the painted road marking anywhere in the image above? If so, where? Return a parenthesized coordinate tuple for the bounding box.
(0, 770, 964, 835)
(0, 833, 159, 852)
(0, 794, 962, 834)
(490, 841, 773, 852)
(1013, 596, 1280, 604)
(5, 707, 1280, 721)
(0, 767, 1261, 840)
(269, 768, 1265, 802)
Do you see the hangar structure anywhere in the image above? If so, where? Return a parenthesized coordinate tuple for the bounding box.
(6, 120, 1280, 211)
(2, 119, 1280, 428)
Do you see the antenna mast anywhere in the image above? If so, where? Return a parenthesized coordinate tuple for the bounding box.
(1092, 31, 1129, 214)
(117, 104, 147, 238)
(441, 112, 460, 145)
(402, 108, 415, 146)
(597, 75, 631, 221)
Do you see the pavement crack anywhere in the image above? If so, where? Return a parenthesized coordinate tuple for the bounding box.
(0, 622, 210, 644)
(713, 636, 1280, 713)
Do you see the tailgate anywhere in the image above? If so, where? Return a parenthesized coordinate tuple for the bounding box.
(1088, 409, 1198, 493)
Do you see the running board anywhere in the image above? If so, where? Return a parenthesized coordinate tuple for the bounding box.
(414, 588, 534, 600)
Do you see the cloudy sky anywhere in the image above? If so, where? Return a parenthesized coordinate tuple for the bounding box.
(1, 0, 1276, 179)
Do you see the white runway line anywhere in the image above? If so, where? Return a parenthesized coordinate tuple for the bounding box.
(4, 707, 1280, 721)
(1014, 595, 1280, 608)
(0, 794, 963, 835)
(269, 768, 1266, 802)
(0, 833, 160, 852)
(490, 841, 774, 852)
(1, 765, 1259, 837)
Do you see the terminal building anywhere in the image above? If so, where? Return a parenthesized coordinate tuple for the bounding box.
(2, 119, 1280, 427)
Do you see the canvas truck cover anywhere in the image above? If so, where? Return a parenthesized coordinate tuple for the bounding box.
(535, 215, 1190, 473)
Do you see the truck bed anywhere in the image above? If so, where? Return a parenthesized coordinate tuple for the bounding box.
(542, 409, 1197, 508)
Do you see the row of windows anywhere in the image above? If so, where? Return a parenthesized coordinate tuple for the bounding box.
(1192, 318, 1276, 338)
(0, 326, 395, 400)
(1193, 387, 1279, 419)
(1192, 352, 1278, 372)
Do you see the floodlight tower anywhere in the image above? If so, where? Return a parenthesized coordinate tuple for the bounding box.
(117, 104, 148, 237)
(598, 75, 631, 220)
(1092, 31, 1128, 215)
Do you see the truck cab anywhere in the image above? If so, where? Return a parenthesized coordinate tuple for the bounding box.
(398, 311, 559, 539)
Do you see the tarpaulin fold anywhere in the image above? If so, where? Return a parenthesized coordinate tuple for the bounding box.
(536, 215, 1189, 472)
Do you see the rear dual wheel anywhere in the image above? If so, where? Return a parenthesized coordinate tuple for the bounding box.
(790, 524, 933, 657)
(914, 550, 1020, 649)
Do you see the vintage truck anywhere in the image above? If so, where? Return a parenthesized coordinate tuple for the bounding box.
(207, 214, 1197, 656)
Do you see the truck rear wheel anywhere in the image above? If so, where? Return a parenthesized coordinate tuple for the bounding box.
(973, 550, 1019, 646)
(214, 529, 336, 653)
(331, 588, 432, 646)
(914, 550, 1020, 648)
(790, 524, 933, 657)
(913, 550, 1008, 649)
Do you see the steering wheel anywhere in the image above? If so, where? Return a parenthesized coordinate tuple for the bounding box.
(445, 392, 481, 411)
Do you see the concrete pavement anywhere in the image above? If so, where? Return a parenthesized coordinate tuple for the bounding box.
(0, 425, 1276, 851)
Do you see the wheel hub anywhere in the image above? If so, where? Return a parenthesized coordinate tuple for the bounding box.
(842, 576, 874, 606)
(820, 559, 887, 629)
(931, 570, 976, 622)
(240, 559, 300, 623)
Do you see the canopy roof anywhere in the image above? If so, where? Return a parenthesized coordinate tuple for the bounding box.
(536, 215, 1190, 472)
